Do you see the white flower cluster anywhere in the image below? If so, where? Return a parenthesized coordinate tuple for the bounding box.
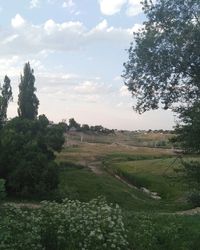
(38, 197, 129, 249)
(0, 197, 129, 250)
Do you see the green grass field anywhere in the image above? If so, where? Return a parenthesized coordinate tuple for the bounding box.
(3, 131, 199, 249)
(57, 136, 192, 212)
(105, 158, 186, 200)
(58, 164, 190, 212)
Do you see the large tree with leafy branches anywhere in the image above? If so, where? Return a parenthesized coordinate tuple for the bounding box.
(123, 0, 200, 205)
(123, 0, 200, 113)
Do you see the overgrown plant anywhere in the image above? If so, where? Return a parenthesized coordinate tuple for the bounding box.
(178, 160, 200, 206)
(0, 179, 6, 201)
(0, 197, 129, 250)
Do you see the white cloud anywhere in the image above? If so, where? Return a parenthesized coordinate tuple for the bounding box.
(62, 73, 78, 80)
(44, 19, 57, 34)
(62, 0, 75, 8)
(62, 0, 78, 14)
(11, 14, 26, 29)
(0, 56, 20, 77)
(74, 81, 101, 94)
(88, 20, 139, 45)
(99, 0, 127, 15)
(30, 0, 40, 8)
(0, 16, 139, 56)
(126, 0, 143, 16)
(95, 19, 108, 31)
(120, 85, 130, 96)
(98, 0, 145, 16)
(2, 34, 19, 45)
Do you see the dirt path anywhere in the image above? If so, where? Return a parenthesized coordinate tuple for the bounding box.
(88, 161, 103, 175)
(114, 173, 162, 200)
(176, 207, 200, 215)
(3, 202, 41, 209)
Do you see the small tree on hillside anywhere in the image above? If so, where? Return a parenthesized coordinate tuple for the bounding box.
(18, 62, 39, 119)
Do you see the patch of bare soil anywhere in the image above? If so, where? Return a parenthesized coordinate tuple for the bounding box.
(176, 207, 200, 215)
(114, 174, 161, 200)
(3, 202, 41, 209)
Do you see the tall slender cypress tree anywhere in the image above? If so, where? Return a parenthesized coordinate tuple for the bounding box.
(18, 62, 39, 119)
(0, 75, 12, 126)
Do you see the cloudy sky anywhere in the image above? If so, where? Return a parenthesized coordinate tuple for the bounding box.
(0, 0, 175, 130)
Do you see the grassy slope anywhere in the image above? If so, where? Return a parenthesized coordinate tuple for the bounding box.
(58, 166, 189, 212)
(57, 138, 190, 212)
(107, 158, 185, 200)
(55, 132, 200, 249)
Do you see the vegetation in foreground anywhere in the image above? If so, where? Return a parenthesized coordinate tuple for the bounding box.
(0, 197, 128, 250)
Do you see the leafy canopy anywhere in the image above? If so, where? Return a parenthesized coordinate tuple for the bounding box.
(0, 116, 64, 197)
(123, 0, 200, 113)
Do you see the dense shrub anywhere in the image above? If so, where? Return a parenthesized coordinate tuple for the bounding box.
(0, 206, 42, 250)
(0, 197, 128, 250)
(0, 179, 6, 201)
(0, 116, 64, 198)
(177, 160, 200, 206)
(188, 191, 200, 207)
(126, 214, 185, 250)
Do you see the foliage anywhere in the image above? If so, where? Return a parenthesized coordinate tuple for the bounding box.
(123, 0, 200, 113)
(0, 179, 6, 201)
(18, 62, 39, 119)
(127, 214, 182, 250)
(176, 160, 200, 206)
(0, 116, 64, 198)
(172, 103, 200, 152)
(125, 212, 200, 250)
(0, 206, 42, 250)
(68, 117, 81, 130)
(0, 197, 128, 250)
(187, 191, 200, 207)
(181, 161, 200, 189)
(0, 75, 12, 127)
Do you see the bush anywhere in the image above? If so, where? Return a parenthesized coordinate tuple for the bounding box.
(0, 179, 6, 201)
(179, 160, 200, 206)
(0, 117, 64, 198)
(0, 206, 42, 250)
(0, 197, 128, 250)
(126, 214, 184, 250)
(188, 191, 200, 207)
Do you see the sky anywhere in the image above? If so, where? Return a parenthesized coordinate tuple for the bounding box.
(0, 0, 175, 130)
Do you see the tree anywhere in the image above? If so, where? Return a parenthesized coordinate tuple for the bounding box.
(81, 124, 90, 132)
(123, 0, 200, 205)
(68, 118, 80, 130)
(0, 116, 64, 198)
(18, 62, 39, 119)
(123, 0, 200, 113)
(0, 76, 12, 127)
